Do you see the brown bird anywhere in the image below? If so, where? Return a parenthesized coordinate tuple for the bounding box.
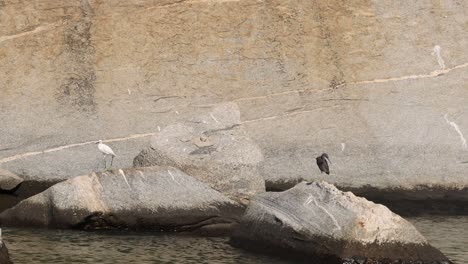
(316, 153, 331, 175)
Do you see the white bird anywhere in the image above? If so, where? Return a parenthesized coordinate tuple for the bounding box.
(96, 140, 116, 169)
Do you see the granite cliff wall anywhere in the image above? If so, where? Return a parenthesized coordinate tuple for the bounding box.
(1, 1, 467, 204)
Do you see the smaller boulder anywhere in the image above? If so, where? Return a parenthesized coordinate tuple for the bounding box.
(0, 169, 23, 192)
(133, 102, 265, 203)
(231, 181, 451, 264)
(0, 166, 244, 234)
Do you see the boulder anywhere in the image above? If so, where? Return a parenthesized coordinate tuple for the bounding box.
(0, 169, 23, 192)
(133, 102, 265, 203)
(231, 181, 451, 264)
(0, 169, 28, 214)
(0, 166, 244, 234)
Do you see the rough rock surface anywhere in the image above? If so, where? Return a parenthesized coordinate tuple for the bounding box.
(0, 241, 12, 264)
(0, 166, 244, 233)
(0, 168, 27, 214)
(1, 0, 468, 208)
(0, 169, 23, 192)
(231, 181, 450, 263)
(134, 102, 265, 202)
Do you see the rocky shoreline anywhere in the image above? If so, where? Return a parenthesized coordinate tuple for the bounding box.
(2, 0, 468, 261)
(0, 103, 460, 263)
(0, 173, 453, 263)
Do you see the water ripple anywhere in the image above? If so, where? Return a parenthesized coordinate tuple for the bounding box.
(2, 216, 467, 263)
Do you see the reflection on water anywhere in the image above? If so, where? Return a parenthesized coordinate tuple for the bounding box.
(2, 216, 467, 264)
(3, 229, 291, 264)
(408, 216, 468, 264)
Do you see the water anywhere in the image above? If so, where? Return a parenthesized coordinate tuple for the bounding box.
(3, 230, 291, 264)
(3, 216, 467, 264)
(409, 216, 468, 264)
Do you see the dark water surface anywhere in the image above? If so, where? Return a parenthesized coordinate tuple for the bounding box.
(409, 216, 468, 264)
(3, 216, 467, 264)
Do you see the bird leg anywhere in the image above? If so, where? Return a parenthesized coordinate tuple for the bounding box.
(110, 155, 114, 168)
(103, 155, 107, 170)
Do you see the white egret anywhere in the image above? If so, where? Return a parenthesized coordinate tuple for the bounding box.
(96, 140, 116, 169)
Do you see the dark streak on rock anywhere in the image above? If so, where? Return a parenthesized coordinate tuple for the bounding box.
(153, 95, 184, 103)
(311, 2, 346, 89)
(150, 109, 173, 114)
(56, 0, 96, 113)
(323, 98, 369, 102)
(72, 211, 236, 234)
(0, 147, 14, 152)
(266, 182, 468, 216)
(340, 185, 468, 216)
(203, 124, 241, 136)
(189, 146, 217, 155)
(285, 107, 304, 113)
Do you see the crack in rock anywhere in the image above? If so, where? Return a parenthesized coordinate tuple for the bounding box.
(0, 133, 155, 164)
(0, 23, 57, 44)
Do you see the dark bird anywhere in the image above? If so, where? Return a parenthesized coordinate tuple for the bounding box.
(316, 153, 331, 175)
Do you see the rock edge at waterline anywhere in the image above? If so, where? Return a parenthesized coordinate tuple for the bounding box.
(0, 166, 244, 234)
(231, 181, 451, 264)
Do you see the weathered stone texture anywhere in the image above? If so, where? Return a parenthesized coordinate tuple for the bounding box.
(133, 102, 266, 202)
(231, 181, 451, 263)
(0, 166, 243, 232)
(0, 1, 467, 199)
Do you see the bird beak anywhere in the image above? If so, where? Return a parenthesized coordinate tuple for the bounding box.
(95, 142, 99, 144)
(324, 156, 331, 165)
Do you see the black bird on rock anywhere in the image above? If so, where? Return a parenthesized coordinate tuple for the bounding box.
(316, 153, 331, 175)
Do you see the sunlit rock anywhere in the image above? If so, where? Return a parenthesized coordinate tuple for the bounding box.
(134, 102, 265, 204)
(231, 181, 451, 263)
(0, 169, 23, 192)
(0, 166, 243, 234)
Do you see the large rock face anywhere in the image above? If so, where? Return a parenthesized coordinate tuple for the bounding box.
(1, 0, 467, 207)
(0, 166, 244, 233)
(231, 181, 450, 263)
(134, 102, 265, 202)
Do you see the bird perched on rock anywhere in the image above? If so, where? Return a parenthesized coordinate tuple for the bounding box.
(96, 140, 116, 169)
(316, 153, 331, 175)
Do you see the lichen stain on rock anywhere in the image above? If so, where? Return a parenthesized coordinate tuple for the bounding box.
(58, 74, 96, 111)
(56, 0, 96, 113)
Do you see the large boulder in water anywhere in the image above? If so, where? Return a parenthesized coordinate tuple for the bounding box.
(0, 166, 244, 234)
(133, 102, 265, 204)
(231, 181, 451, 264)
